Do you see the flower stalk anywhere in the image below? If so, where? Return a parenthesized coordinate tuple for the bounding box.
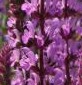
(39, 0, 45, 84)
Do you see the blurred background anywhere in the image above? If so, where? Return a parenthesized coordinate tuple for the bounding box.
(0, 0, 8, 48)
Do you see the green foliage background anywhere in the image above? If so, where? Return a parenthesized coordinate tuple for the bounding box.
(0, 1, 7, 48)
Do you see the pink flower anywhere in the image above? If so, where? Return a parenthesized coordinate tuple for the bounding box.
(22, 21, 35, 44)
(10, 48, 20, 67)
(7, 17, 16, 27)
(11, 69, 25, 85)
(19, 47, 37, 71)
(21, 1, 37, 15)
(68, 0, 82, 13)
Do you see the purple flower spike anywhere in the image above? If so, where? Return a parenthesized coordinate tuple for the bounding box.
(2, 0, 82, 85)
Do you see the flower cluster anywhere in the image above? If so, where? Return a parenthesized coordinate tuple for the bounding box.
(1, 0, 82, 85)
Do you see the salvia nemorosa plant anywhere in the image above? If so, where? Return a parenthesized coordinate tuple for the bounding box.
(0, 0, 82, 85)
